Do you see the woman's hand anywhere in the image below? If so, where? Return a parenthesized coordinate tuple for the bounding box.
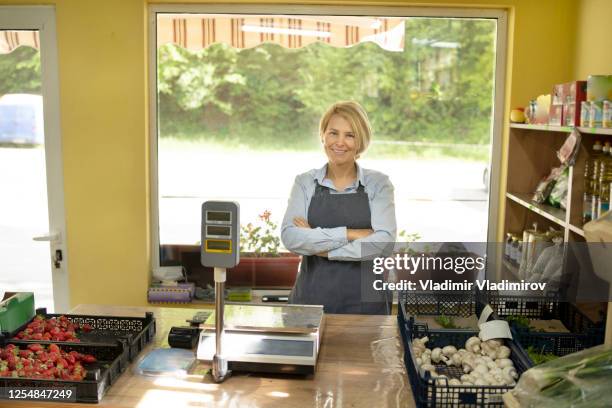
(293, 217, 311, 228)
(347, 229, 374, 241)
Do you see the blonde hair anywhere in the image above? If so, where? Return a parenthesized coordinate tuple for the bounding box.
(319, 101, 372, 158)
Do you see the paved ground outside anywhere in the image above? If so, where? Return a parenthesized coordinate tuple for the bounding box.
(1, 144, 488, 309)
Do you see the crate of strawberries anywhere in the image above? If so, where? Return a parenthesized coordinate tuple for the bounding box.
(1, 308, 156, 362)
(0, 340, 126, 403)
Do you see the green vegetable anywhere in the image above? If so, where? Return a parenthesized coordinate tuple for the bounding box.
(527, 346, 558, 365)
(506, 315, 531, 330)
(434, 314, 458, 329)
(511, 345, 612, 407)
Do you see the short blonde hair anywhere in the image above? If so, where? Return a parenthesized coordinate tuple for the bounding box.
(319, 101, 372, 158)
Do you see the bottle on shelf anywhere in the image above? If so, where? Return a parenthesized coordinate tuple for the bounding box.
(597, 143, 612, 218)
(504, 233, 513, 260)
(583, 161, 593, 223)
(589, 141, 603, 222)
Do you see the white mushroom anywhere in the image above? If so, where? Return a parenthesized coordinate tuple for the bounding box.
(495, 358, 514, 369)
(497, 345, 511, 359)
(449, 378, 461, 386)
(465, 337, 481, 353)
(460, 374, 474, 383)
(474, 377, 489, 386)
(431, 347, 448, 364)
(442, 345, 458, 357)
(473, 364, 489, 376)
(450, 353, 463, 367)
(502, 366, 518, 380)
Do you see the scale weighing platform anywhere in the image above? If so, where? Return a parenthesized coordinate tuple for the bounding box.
(196, 303, 324, 375)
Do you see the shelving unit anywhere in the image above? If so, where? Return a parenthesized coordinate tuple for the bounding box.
(504, 123, 611, 243)
(502, 122, 610, 341)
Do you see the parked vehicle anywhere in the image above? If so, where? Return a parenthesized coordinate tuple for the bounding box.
(0, 93, 44, 145)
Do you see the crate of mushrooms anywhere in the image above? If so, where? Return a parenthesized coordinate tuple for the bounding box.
(398, 317, 532, 407)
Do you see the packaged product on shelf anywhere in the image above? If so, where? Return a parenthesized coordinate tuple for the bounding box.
(548, 167, 569, 209)
(533, 165, 565, 204)
(589, 101, 604, 127)
(588, 141, 604, 222)
(505, 233, 513, 260)
(583, 161, 593, 223)
(586, 75, 612, 102)
(519, 223, 551, 281)
(580, 101, 591, 127)
(527, 236, 563, 292)
(557, 129, 581, 165)
(550, 81, 587, 127)
(604, 100, 611, 128)
(596, 144, 612, 218)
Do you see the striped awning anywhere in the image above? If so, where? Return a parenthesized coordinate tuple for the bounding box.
(0, 30, 40, 54)
(157, 14, 405, 52)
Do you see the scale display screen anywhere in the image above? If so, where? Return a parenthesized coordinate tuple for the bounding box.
(206, 225, 231, 238)
(206, 239, 232, 253)
(207, 211, 231, 223)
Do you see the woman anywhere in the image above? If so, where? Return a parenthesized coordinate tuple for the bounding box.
(281, 101, 396, 314)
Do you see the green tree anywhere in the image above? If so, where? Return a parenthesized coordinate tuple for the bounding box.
(0, 47, 41, 95)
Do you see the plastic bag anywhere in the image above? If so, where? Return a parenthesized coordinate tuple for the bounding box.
(548, 166, 569, 208)
(504, 344, 612, 408)
(527, 237, 562, 282)
(557, 129, 581, 166)
(533, 166, 564, 204)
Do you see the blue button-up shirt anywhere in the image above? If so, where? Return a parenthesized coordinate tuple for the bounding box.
(281, 163, 397, 261)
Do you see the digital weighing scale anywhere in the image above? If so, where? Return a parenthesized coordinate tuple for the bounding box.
(196, 303, 324, 375)
(197, 201, 324, 380)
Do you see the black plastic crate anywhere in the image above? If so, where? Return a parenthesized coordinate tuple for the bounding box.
(504, 302, 604, 362)
(0, 339, 127, 403)
(398, 290, 489, 318)
(397, 311, 532, 408)
(1, 308, 156, 362)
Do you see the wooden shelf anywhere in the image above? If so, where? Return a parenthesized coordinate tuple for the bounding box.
(506, 192, 566, 228)
(577, 127, 612, 136)
(509, 123, 572, 132)
(568, 223, 586, 237)
(510, 123, 612, 136)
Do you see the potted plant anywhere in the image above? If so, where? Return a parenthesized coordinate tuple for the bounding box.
(227, 210, 301, 287)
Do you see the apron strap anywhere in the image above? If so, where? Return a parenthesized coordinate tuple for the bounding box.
(314, 180, 366, 194)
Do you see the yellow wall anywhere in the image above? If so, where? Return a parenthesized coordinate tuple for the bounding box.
(0, 0, 580, 307)
(574, 0, 612, 79)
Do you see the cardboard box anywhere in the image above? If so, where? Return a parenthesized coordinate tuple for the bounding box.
(550, 81, 587, 126)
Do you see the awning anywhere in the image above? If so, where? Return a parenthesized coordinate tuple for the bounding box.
(0, 16, 405, 55)
(0, 30, 39, 54)
(157, 14, 405, 52)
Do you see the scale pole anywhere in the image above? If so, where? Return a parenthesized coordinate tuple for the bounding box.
(212, 267, 230, 382)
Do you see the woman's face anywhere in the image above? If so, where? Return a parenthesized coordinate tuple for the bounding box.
(322, 114, 357, 166)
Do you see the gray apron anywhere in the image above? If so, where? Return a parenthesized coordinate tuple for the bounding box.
(289, 181, 390, 314)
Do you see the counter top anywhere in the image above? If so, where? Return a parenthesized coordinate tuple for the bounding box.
(3, 304, 413, 408)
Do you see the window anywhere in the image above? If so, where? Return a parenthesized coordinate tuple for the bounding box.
(150, 5, 507, 287)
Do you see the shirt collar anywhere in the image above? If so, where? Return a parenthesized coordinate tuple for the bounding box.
(314, 162, 364, 188)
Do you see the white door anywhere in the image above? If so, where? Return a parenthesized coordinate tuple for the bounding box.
(0, 6, 69, 312)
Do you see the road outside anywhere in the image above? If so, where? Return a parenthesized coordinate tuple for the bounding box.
(1, 144, 488, 308)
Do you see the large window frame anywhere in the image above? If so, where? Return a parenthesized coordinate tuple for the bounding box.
(148, 4, 508, 274)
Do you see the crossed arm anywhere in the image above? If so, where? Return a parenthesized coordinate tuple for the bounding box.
(292, 216, 373, 257)
(280, 175, 397, 261)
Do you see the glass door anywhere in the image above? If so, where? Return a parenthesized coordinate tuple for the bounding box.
(0, 7, 69, 312)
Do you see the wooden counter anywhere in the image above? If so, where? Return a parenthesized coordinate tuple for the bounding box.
(3, 304, 414, 408)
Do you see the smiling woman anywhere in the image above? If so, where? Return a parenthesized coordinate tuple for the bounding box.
(281, 101, 396, 314)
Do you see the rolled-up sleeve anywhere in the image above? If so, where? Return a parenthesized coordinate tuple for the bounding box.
(281, 176, 349, 256)
(328, 175, 397, 261)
